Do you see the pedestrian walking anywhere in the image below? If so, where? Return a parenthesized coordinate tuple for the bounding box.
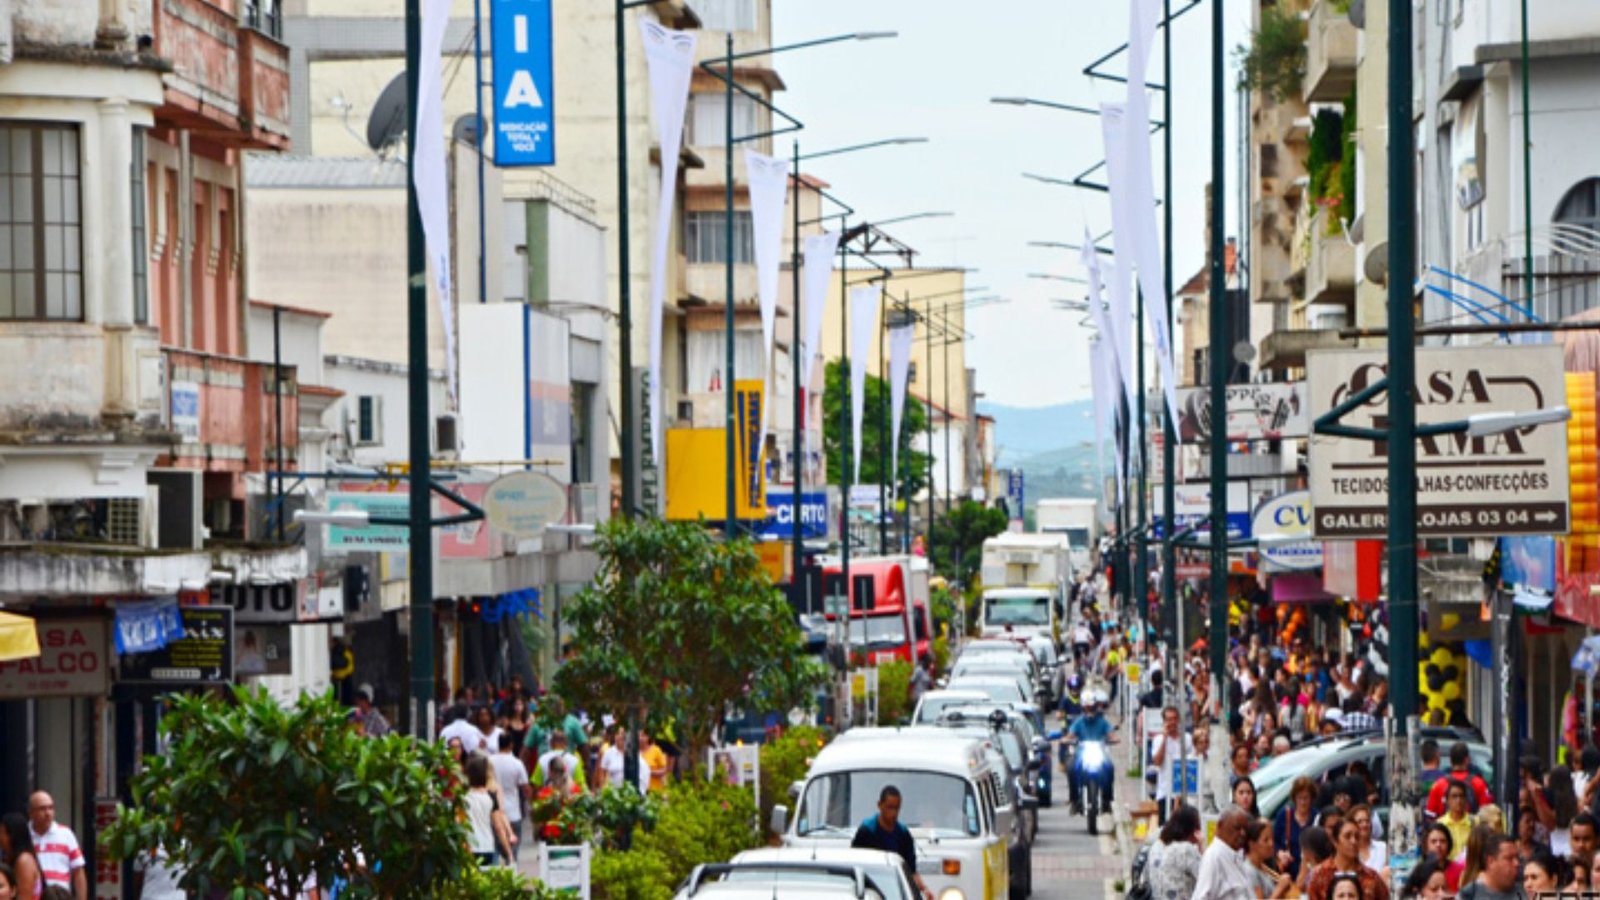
(0, 814, 39, 900)
(1191, 809, 1256, 900)
(26, 793, 84, 900)
(490, 733, 532, 862)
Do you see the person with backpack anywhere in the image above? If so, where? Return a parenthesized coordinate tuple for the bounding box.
(1425, 743, 1493, 819)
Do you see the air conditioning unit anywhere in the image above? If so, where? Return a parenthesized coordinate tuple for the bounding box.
(436, 414, 459, 453)
(148, 469, 204, 550)
(106, 497, 144, 547)
(676, 400, 694, 424)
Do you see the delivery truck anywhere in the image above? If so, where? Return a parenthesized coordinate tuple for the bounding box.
(1034, 497, 1100, 576)
(978, 533, 1071, 647)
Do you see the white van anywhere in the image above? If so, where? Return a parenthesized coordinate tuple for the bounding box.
(773, 728, 1019, 900)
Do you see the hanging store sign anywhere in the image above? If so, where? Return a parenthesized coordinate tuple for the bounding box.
(490, 0, 555, 166)
(1252, 490, 1322, 572)
(0, 619, 109, 699)
(118, 605, 233, 685)
(484, 470, 568, 538)
(758, 488, 828, 540)
(1307, 345, 1570, 538)
(1176, 382, 1308, 444)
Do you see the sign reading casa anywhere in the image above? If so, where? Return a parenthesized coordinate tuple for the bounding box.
(1307, 345, 1570, 538)
(491, 0, 555, 166)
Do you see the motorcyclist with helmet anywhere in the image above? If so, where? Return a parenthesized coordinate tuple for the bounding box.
(1066, 687, 1119, 815)
(1057, 673, 1085, 771)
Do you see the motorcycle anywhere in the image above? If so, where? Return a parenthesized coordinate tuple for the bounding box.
(1069, 739, 1112, 835)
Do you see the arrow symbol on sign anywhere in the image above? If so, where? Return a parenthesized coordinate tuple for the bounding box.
(1535, 511, 1559, 523)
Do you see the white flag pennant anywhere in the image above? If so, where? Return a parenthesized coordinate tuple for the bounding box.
(413, 0, 456, 406)
(640, 21, 698, 463)
(848, 286, 881, 484)
(745, 148, 790, 450)
(1126, 0, 1182, 428)
(799, 232, 842, 391)
(887, 323, 915, 510)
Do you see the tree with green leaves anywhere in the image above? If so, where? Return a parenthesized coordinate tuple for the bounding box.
(930, 499, 1009, 586)
(551, 517, 826, 766)
(821, 359, 931, 498)
(99, 687, 531, 900)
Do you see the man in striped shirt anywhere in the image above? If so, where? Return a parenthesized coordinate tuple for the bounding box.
(28, 791, 86, 900)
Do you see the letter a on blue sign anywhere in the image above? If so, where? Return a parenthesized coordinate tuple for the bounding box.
(491, 0, 554, 166)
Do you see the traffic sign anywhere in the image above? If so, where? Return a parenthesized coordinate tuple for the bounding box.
(1307, 345, 1570, 538)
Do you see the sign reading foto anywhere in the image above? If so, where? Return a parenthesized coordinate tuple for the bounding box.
(1307, 345, 1569, 538)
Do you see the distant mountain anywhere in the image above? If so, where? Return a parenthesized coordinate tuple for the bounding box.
(979, 400, 1098, 467)
(979, 400, 1109, 510)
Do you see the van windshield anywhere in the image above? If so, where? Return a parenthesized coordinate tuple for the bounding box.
(797, 770, 981, 839)
(984, 595, 1050, 627)
(850, 614, 907, 648)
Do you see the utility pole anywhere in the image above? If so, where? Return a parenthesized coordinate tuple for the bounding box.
(404, 0, 435, 739)
(1206, 0, 1229, 715)
(1160, 0, 1178, 658)
(1386, 0, 1419, 742)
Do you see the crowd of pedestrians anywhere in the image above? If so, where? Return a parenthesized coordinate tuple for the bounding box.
(1103, 583, 1600, 900)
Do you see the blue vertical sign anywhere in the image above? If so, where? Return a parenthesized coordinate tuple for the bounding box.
(491, 0, 555, 166)
(1006, 469, 1025, 521)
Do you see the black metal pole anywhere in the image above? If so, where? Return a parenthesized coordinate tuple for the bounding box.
(879, 309, 888, 554)
(1207, 0, 1229, 714)
(615, 0, 637, 519)
(1160, 0, 1177, 655)
(723, 33, 737, 536)
(840, 229, 851, 615)
(942, 318, 952, 534)
(405, 0, 436, 739)
(1135, 287, 1149, 627)
(926, 312, 936, 569)
(792, 141, 805, 582)
(272, 304, 285, 541)
(473, 0, 486, 306)
(1386, 0, 1419, 739)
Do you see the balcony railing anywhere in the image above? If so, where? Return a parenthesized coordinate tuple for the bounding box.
(155, 0, 292, 150)
(1304, 208, 1356, 308)
(1303, 0, 1357, 103)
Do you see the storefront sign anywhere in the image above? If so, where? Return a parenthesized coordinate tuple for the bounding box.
(1252, 491, 1323, 572)
(491, 0, 556, 166)
(325, 490, 410, 553)
(758, 488, 828, 540)
(113, 597, 184, 655)
(1307, 345, 1570, 538)
(234, 624, 292, 677)
(213, 580, 298, 624)
(1150, 482, 1251, 540)
(734, 380, 766, 516)
(119, 606, 233, 684)
(0, 619, 109, 699)
(484, 470, 568, 538)
(1177, 381, 1307, 444)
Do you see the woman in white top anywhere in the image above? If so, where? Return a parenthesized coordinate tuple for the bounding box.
(464, 754, 501, 865)
(1351, 804, 1387, 873)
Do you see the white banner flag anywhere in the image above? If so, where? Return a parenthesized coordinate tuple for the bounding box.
(413, 0, 456, 405)
(887, 323, 915, 508)
(1123, 0, 1182, 428)
(799, 232, 842, 391)
(640, 21, 698, 462)
(848, 286, 880, 484)
(745, 148, 789, 448)
(1080, 226, 1130, 417)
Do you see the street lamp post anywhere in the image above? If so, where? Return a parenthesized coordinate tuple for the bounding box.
(788, 138, 926, 587)
(702, 30, 895, 537)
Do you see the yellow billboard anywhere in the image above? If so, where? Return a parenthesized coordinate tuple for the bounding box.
(665, 381, 766, 522)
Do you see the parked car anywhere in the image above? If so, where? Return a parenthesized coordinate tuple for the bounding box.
(945, 703, 1058, 807)
(912, 689, 994, 725)
(944, 676, 1031, 708)
(1256, 735, 1495, 823)
(723, 848, 920, 900)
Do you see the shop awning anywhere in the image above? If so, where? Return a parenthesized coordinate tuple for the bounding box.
(0, 611, 40, 662)
(1271, 572, 1336, 604)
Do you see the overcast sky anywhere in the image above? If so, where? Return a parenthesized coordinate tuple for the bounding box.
(772, 2, 1253, 409)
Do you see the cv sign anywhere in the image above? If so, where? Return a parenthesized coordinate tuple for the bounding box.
(1252, 490, 1322, 571)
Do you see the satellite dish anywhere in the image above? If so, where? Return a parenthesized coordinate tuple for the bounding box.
(452, 113, 484, 147)
(365, 72, 408, 155)
(1233, 341, 1257, 365)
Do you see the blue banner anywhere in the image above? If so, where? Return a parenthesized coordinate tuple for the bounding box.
(759, 489, 829, 540)
(1006, 469, 1025, 519)
(491, 0, 554, 166)
(1500, 535, 1556, 592)
(114, 597, 185, 656)
(1149, 512, 1252, 541)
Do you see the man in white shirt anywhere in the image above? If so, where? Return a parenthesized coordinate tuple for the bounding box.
(599, 725, 627, 789)
(1149, 707, 1197, 823)
(29, 791, 87, 900)
(1192, 809, 1255, 900)
(535, 731, 587, 790)
(439, 708, 488, 753)
(490, 733, 532, 861)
